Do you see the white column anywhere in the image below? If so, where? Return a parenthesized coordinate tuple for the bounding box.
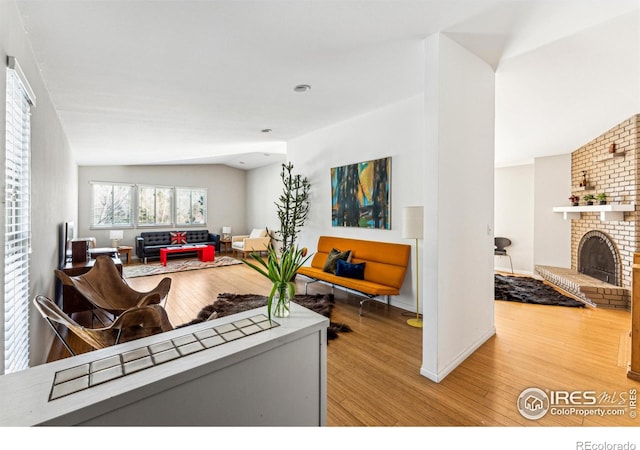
(421, 33, 496, 382)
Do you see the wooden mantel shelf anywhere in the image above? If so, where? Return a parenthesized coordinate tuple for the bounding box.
(552, 204, 635, 221)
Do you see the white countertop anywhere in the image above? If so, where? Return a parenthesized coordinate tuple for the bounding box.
(0, 303, 328, 426)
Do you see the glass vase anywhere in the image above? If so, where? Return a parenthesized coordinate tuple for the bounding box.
(272, 284, 292, 318)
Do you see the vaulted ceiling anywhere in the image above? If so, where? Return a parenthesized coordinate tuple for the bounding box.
(15, 0, 640, 169)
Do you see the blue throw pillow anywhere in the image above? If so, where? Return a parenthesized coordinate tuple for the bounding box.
(336, 259, 365, 280)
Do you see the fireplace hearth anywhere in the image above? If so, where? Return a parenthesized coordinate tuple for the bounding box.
(538, 115, 639, 310)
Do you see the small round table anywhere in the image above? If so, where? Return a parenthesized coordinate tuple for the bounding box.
(220, 239, 232, 254)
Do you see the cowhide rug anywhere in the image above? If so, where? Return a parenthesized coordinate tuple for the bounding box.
(178, 293, 352, 340)
(495, 274, 585, 307)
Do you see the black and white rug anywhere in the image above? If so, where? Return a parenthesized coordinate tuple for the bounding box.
(494, 274, 585, 307)
(123, 256, 242, 278)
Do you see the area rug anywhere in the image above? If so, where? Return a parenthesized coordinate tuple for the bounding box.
(123, 256, 243, 278)
(178, 293, 352, 340)
(495, 274, 585, 307)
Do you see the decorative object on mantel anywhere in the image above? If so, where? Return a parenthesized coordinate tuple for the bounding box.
(583, 194, 595, 205)
(596, 193, 608, 205)
(580, 170, 588, 187)
(568, 195, 580, 206)
(552, 204, 635, 221)
(243, 244, 312, 320)
(609, 143, 616, 153)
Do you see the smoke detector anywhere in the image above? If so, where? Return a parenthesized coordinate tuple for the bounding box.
(293, 84, 311, 93)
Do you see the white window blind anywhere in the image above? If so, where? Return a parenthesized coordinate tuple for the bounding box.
(4, 57, 34, 374)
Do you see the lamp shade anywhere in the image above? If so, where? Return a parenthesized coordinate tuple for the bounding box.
(402, 206, 423, 239)
(109, 230, 124, 240)
(222, 226, 231, 234)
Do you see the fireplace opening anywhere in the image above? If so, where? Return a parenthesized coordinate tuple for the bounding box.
(577, 230, 620, 286)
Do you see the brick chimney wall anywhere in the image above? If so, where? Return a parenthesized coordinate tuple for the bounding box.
(570, 114, 640, 289)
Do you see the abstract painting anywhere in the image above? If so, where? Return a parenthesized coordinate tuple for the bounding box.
(331, 157, 391, 229)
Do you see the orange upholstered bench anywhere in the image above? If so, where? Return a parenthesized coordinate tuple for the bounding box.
(297, 236, 410, 316)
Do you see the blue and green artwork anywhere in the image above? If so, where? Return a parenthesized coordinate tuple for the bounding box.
(331, 157, 391, 229)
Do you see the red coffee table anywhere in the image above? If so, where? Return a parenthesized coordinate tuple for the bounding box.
(159, 244, 215, 266)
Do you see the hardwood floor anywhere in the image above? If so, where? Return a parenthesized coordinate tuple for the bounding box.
(46, 261, 640, 427)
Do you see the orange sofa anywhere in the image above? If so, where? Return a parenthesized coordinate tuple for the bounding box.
(297, 235, 410, 315)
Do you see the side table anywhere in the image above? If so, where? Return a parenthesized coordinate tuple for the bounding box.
(220, 239, 232, 254)
(117, 245, 133, 264)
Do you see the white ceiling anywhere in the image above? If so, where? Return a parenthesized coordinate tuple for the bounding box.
(15, 0, 640, 169)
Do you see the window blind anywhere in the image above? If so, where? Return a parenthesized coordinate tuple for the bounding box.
(4, 59, 34, 374)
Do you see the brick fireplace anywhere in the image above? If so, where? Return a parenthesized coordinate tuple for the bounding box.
(536, 114, 640, 309)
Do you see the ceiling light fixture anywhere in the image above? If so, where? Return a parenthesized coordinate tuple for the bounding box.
(293, 84, 311, 93)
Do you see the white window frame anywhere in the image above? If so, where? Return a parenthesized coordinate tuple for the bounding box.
(90, 181, 135, 229)
(4, 56, 36, 374)
(137, 184, 173, 227)
(175, 186, 207, 226)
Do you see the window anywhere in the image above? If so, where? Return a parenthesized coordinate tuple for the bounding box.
(4, 57, 36, 374)
(138, 185, 172, 226)
(91, 182, 134, 228)
(91, 184, 208, 228)
(175, 187, 207, 225)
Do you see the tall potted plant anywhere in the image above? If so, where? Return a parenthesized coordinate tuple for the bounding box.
(275, 162, 311, 254)
(243, 244, 311, 321)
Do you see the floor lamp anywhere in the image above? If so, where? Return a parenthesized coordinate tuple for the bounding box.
(402, 206, 423, 328)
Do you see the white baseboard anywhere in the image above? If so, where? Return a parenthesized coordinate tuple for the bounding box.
(419, 326, 496, 383)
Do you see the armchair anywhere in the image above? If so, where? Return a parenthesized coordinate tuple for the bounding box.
(55, 255, 171, 316)
(34, 295, 173, 356)
(232, 228, 270, 257)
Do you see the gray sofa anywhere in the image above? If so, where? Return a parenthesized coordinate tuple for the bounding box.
(135, 230, 220, 263)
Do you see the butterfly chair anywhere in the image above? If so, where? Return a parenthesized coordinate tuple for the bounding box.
(494, 237, 514, 274)
(55, 255, 171, 317)
(34, 295, 174, 356)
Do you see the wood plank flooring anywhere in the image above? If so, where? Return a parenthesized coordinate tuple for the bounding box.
(46, 261, 640, 426)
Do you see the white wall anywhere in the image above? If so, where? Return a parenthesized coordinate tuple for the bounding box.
(493, 154, 571, 276)
(494, 164, 534, 274)
(282, 94, 426, 312)
(495, 10, 640, 167)
(1, 1, 78, 368)
(246, 162, 282, 237)
(422, 33, 496, 382)
(257, 34, 496, 383)
(534, 154, 571, 268)
(78, 165, 246, 253)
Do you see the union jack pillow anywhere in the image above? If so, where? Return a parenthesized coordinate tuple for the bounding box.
(170, 231, 187, 245)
